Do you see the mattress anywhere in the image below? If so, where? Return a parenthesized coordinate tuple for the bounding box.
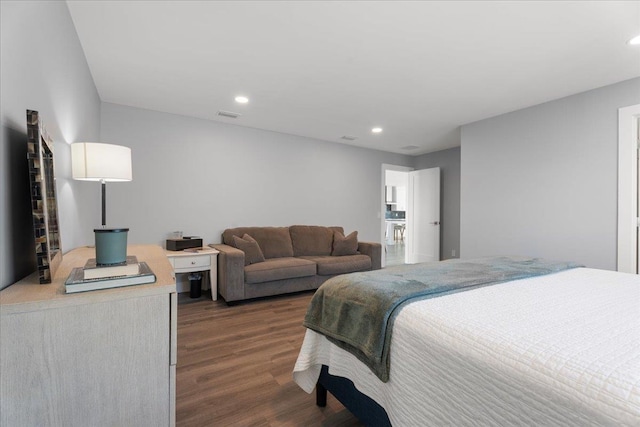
(293, 268, 640, 426)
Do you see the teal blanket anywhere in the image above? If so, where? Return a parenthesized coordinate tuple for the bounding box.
(303, 256, 582, 382)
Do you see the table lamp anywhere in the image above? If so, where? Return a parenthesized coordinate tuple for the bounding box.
(71, 142, 132, 265)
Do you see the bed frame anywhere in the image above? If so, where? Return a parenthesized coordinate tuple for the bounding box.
(316, 365, 391, 426)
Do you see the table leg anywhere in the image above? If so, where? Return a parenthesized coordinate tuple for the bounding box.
(209, 254, 217, 301)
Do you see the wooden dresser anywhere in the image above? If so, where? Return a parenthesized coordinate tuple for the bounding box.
(0, 245, 177, 427)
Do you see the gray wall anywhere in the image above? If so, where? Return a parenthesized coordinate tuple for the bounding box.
(460, 77, 640, 270)
(0, 0, 455, 291)
(0, 1, 101, 289)
(100, 103, 413, 248)
(414, 146, 460, 260)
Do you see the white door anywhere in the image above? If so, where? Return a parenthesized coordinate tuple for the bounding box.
(406, 167, 440, 263)
(617, 105, 640, 273)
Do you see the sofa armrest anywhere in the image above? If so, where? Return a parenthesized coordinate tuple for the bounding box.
(209, 244, 245, 302)
(358, 241, 382, 270)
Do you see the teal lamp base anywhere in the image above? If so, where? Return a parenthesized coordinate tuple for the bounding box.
(94, 228, 129, 265)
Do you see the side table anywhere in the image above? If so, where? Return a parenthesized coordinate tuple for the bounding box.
(165, 248, 219, 301)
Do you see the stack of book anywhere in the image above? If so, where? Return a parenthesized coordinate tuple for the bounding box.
(65, 256, 156, 293)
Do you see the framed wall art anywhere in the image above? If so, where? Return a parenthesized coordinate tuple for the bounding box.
(26, 109, 62, 283)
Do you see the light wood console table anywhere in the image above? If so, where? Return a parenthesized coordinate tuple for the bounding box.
(0, 245, 177, 427)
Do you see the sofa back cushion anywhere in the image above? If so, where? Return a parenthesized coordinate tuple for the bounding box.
(290, 225, 344, 256)
(223, 227, 293, 259)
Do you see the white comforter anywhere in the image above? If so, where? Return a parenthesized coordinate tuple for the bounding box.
(293, 268, 640, 426)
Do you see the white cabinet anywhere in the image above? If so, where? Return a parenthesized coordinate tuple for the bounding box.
(395, 186, 407, 211)
(0, 245, 177, 427)
(386, 186, 407, 211)
(385, 185, 395, 203)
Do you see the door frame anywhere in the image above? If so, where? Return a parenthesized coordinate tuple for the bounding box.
(381, 164, 413, 267)
(617, 104, 640, 273)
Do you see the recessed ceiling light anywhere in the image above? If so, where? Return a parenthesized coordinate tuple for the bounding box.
(371, 127, 383, 134)
(628, 34, 640, 45)
(235, 96, 249, 104)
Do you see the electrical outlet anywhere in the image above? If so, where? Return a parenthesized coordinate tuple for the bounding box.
(452, 249, 456, 257)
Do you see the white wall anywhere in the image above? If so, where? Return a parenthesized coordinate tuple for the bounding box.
(99, 103, 413, 248)
(460, 78, 640, 270)
(0, 1, 101, 289)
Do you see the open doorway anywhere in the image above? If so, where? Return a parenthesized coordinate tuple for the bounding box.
(385, 169, 409, 266)
(617, 104, 640, 274)
(381, 164, 441, 267)
(381, 165, 412, 267)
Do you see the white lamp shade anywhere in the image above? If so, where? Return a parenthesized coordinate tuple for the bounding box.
(71, 142, 132, 182)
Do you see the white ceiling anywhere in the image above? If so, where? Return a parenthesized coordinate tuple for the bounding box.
(66, 1, 640, 156)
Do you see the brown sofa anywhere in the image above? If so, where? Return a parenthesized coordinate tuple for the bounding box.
(210, 225, 382, 303)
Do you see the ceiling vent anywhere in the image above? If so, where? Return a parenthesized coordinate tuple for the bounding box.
(340, 135, 358, 141)
(400, 145, 420, 151)
(217, 110, 241, 119)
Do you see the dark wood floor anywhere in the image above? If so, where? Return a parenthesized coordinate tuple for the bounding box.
(176, 291, 363, 426)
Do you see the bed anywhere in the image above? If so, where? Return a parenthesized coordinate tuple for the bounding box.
(293, 257, 640, 426)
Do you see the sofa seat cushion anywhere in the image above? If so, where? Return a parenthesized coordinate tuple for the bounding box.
(300, 255, 371, 276)
(244, 257, 317, 284)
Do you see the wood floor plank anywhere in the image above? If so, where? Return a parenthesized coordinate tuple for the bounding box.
(176, 291, 363, 426)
